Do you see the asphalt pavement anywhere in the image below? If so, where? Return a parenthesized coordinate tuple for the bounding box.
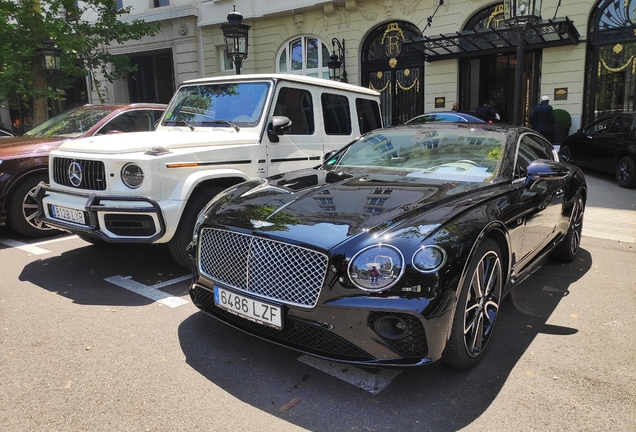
(0, 167, 634, 431)
(579, 168, 636, 243)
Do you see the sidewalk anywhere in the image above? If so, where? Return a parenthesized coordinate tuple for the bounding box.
(581, 168, 636, 243)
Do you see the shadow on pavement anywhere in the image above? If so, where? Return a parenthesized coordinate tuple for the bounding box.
(18, 241, 188, 307)
(178, 249, 592, 431)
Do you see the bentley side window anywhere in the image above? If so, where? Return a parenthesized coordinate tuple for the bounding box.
(515, 134, 552, 178)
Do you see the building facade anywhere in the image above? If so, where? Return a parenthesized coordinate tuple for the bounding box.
(86, 0, 202, 106)
(40, 0, 636, 138)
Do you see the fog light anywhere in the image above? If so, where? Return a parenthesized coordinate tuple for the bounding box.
(374, 315, 408, 339)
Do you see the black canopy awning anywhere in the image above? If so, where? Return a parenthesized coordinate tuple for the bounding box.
(403, 17, 580, 62)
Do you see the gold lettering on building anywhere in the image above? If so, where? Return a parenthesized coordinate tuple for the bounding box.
(381, 22, 406, 58)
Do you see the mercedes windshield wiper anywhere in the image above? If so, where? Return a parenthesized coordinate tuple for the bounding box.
(164, 120, 195, 131)
(201, 120, 240, 132)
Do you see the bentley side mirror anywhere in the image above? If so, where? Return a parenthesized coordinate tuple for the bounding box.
(526, 159, 569, 185)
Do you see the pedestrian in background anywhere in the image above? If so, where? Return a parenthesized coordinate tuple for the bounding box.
(530, 95, 555, 141)
(475, 102, 497, 119)
(451, 102, 459, 111)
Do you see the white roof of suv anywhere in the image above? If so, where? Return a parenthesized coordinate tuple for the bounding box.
(181, 73, 380, 97)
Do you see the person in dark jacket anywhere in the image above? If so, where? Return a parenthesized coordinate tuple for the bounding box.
(475, 102, 496, 119)
(530, 95, 555, 141)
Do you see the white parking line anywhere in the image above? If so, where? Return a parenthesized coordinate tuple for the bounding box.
(0, 239, 52, 255)
(298, 354, 401, 394)
(104, 275, 191, 308)
(0, 235, 78, 255)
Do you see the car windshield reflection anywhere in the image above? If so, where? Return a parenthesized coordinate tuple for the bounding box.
(22, 106, 114, 138)
(163, 82, 270, 128)
(328, 127, 506, 183)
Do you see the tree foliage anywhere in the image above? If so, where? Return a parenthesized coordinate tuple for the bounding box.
(0, 0, 159, 113)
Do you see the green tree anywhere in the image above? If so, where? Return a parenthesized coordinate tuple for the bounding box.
(0, 0, 159, 124)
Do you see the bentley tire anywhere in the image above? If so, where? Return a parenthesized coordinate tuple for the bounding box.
(445, 238, 503, 369)
(552, 192, 585, 262)
(7, 174, 58, 238)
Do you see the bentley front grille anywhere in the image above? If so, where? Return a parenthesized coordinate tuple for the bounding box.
(52, 157, 107, 190)
(199, 228, 328, 308)
(191, 285, 374, 361)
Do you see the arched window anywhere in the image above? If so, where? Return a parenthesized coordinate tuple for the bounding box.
(277, 36, 331, 79)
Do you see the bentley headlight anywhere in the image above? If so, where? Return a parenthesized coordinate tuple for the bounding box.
(412, 245, 446, 273)
(348, 244, 404, 292)
(121, 163, 144, 189)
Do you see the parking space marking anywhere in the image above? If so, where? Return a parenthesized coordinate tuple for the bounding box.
(104, 275, 190, 308)
(0, 235, 78, 255)
(298, 354, 401, 394)
(0, 239, 52, 255)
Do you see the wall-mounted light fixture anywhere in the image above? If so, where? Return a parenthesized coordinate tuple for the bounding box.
(221, 5, 251, 75)
(328, 38, 347, 83)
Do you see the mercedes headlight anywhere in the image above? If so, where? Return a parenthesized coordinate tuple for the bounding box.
(348, 244, 404, 292)
(412, 245, 446, 273)
(121, 163, 144, 189)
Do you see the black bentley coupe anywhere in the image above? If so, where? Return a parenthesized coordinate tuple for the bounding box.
(187, 123, 586, 369)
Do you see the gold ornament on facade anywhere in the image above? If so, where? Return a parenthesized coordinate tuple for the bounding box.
(404, 68, 411, 77)
(487, 4, 505, 28)
(613, 44, 624, 54)
(389, 58, 398, 68)
(381, 22, 405, 58)
(376, 71, 383, 79)
(369, 81, 391, 93)
(397, 79, 419, 92)
(598, 56, 636, 76)
(382, 22, 405, 44)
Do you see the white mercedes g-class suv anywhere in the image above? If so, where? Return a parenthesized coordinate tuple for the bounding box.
(35, 74, 382, 267)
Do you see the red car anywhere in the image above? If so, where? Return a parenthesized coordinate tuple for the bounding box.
(0, 103, 166, 237)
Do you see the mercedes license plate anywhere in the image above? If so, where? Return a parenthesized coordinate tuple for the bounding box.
(214, 286, 282, 330)
(51, 205, 86, 225)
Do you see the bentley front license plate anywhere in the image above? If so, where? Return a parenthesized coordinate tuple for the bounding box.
(51, 205, 86, 225)
(214, 286, 283, 330)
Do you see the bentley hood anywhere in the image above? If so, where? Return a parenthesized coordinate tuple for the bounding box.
(208, 167, 502, 251)
(55, 130, 261, 154)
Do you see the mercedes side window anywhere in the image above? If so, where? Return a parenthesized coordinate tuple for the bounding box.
(322, 93, 351, 135)
(273, 88, 315, 135)
(356, 98, 381, 134)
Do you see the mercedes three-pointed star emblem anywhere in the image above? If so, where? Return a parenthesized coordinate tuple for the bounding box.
(68, 161, 83, 187)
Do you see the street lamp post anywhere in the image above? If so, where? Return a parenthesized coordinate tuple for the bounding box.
(328, 38, 347, 83)
(221, 6, 251, 75)
(39, 39, 62, 116)
(503, 0, 542, 126)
